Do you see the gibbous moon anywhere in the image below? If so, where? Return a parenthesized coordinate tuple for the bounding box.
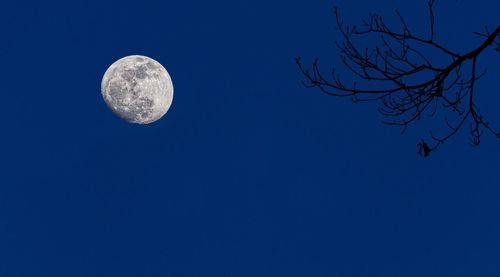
(101, 55, 173, 124)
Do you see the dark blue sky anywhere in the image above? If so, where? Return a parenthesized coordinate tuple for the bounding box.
(2, 0, 500, 276)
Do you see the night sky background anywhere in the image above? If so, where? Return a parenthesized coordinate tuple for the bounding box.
(2, 0, 500, 276)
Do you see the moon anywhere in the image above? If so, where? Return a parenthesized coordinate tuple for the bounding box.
(101, 55, 173, 124)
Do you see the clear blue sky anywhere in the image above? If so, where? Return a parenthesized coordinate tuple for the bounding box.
(1, 0, 500, 276)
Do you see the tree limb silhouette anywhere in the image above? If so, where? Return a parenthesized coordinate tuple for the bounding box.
(297, 0, 500, 155)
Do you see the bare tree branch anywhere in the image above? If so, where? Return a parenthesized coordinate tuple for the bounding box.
(297, 1, 500, 156)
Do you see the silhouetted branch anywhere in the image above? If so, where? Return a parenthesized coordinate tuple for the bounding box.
(297, 0, 500, 155)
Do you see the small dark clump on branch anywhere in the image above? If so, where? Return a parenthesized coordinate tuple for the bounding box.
(297, 0, 500, 156)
